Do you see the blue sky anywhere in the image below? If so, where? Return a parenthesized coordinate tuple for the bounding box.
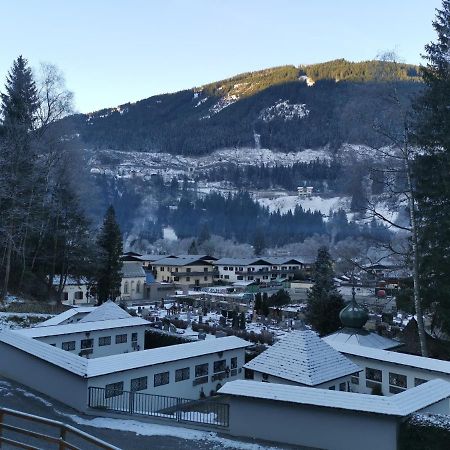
(0, 0, 442, 113)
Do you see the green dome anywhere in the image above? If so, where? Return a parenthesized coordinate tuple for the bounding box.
(339, 300, 369, 329)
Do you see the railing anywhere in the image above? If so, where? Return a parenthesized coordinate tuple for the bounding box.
(88, 387, 229, 428)
(0, 407, 120, 450)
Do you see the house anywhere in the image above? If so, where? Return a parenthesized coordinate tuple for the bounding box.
(14, 301, 148, 358)
(0, 324, 250, 413)
(152, 256, 216, 288)
(215, 257, 307, 283)
(53, 277, 94, 306)
(245, 330, 361, 391)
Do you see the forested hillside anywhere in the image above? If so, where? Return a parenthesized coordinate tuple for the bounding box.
(66, 60, 423, 155)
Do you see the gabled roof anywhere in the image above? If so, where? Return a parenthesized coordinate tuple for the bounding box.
(176, 254, 218, 261)
(152, 256, 214, 266)
(323, 328, 403, 350)
(121, 262, 146, 278)
(244, 330, 361, 386)
(36, 307, 95, 327)
(218, 379, 450, 417)
(15, 317, 149, 338)
(0, 331, 88, 376)
(328, 342, 450, 376)
(78, 301, 131, 323)
(139, 254, 173, 262)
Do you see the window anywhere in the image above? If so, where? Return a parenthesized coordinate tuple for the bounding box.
(136, 281, 141, 293)
(351, 372, 360, 385)
(239, 267, 243, 271)
(224, 267, 228, 271)
(204, 268, 208, 272)
(231, 357, 238, 369)
(186, 268, 191, 273)
(328, 386, 335, 390)
(366, 367, 382, 388)
(262, 373, 269, 382)
(160, 267, 165, 271)
(74, 291, 83, 300)
(174, 276, 180, 281)
(224, 275, 229, 280)
(63, 292, 69, 301)
(237, 276, 243, 280)
(99, 336, 111, 346)
(415, 378, 427, 387)
(81, 339, 93, 349)
(389, 372, 407, 393)
(131, 376, 147, 392)
(175, 268, 178, 272)
(175, 367, 190, 382)
(124, 282, 129, 294)
(131, 333, 138, 342)
(105, 382, 123, 398)
(115, 334, 127, 344)
(248, 276, 254, 280)
(154, 371, 169, 387)
(186, 277, 190, 281)
(195, 363, 208, 377)
(62, 341, 75, 351)
(339, 382, 346, 391)
(214, 360, 226, 373)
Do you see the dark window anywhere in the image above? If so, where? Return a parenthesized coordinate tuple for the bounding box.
(231, 357, 238, 369)
(237, 276, 243, 280)
(195, 363, 208, 377)
(74, 291, 84, 300)
(63, 292, 69, 301)
(224, 275, 229, 280)
(204, 276, 208, 281)
(81, 339, 93, 349)
(62, 341, 75, 351)
(414, 378, 427, 387)
(154, 372, 169, 387)
(131, 376, 147, 392)
(262, 373, 269, 382)
(389, 372, 407, 393)
(175, 367, 190, 382)
(186, 268, 191, 273)
(204, 268, 208, 272)
(115, 334, 127, 344)
(214, 360, 226, 373)
(328, 385, 335, 390)
(366, 367, 382, 382)
(174, 276, 180, 281)
(351, 372, 360, 385)
(339, 382, 346, 391)
(105, 382, 123, 398)
(131, 333, 138, 342)
(186, 277, 190, 282)
(99, 336, 111, 346)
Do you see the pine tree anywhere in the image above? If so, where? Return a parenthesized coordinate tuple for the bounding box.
(305, 246, 345, 336)
(188, 239, 198, 255)
(413, 0, 450, 335)
(252, 229, 266, 256)
(0, 56, 39, 301)
(239, 312, 246, 330)
(96, 206, 123, 304)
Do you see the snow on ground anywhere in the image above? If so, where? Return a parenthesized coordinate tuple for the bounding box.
(56, 412, 282, 450)
(257, 195, 350, 217)
(0, 311, 52, 331)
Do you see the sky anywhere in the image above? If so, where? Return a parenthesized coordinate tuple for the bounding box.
(0, 0, 442, 113)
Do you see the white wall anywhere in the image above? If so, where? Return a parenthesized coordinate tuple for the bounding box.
(251, 370, 353, 391)
(343, 353, 450, 396)
(224, 396, 399, 450)
(61, 284, 93, 305)
(88, 347, 246, 402)
(121, 277, 146, 301)
(35, 325, 146, 358)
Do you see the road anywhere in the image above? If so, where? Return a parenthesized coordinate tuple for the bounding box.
(0, 376, 297, 450)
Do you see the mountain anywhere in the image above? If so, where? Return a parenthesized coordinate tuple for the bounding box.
(66, 59, 422, 156)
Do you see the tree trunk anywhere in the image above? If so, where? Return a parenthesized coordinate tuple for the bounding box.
(406, 158, 428, 357)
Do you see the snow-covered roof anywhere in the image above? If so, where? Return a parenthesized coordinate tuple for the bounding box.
(329, 342, 450, 376)
(15, 317, 148, 338)
(0, 332, 250, 378)
(35, 307, 95, 327)
(218, 379, 450, 416)
(52, 276, 88, 286)
(0, 331, 88, 376)
(86, 336, 251, 377)
(78, 301, 131, 323)
(244, 330, 361, 386)
(323, 328, 403, 351)
(215, 257, 309, 266)
(121, 262, 146, 278)
(152, 256, 214, 266)
(139, 254, 172, 262)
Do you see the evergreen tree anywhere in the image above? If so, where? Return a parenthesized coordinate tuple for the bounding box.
(239, 311, 246, 330)
(261, 292, 270, 317)
(0, 56, 39, 300)
(305, 246, 345, 335)
(96, 206, 123, 304)
(413, 0, 450, 335)
(254, 292, 262, 314)
(188, 239, 199, 255)
(252, 229, 266, 256)
(198, 224, 211, 245)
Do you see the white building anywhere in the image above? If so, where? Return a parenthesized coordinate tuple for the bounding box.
(14, 302, 148, 358)
(53, 277, 94, 306)
(245, 330, 361, 391)
(215, 257, 307, 283)
(120, 261, 146, 302)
